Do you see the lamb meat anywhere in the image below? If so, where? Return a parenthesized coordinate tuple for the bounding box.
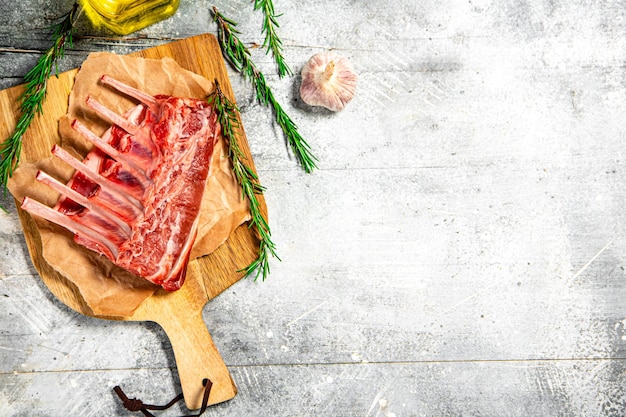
(21, 75, 220, 291)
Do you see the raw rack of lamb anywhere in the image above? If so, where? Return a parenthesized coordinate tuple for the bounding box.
(21, 75, 220, 291)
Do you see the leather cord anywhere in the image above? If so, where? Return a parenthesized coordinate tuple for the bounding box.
(114, 378, 213, 417)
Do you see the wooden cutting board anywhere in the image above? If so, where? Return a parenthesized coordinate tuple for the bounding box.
(0, 34, 264, 410)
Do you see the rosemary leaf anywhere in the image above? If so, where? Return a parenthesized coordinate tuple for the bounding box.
(0, 2, 80, 192)
(207, 79, 279, 281)
(212, 6, 318, 173)
(253, 0, 292, 78)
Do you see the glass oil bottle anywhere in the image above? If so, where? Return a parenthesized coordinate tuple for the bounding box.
(79, 0, 180, 35)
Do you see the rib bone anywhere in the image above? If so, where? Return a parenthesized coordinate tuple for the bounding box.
(36, 170, 132, 239)
(51, 144, 143, 218)
(71, 118, 152, 189)
(22, 197, 119, 260)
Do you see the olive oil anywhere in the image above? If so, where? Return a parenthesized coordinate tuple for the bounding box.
(79, 0, 180, 35)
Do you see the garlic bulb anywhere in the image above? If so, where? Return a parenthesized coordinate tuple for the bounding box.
(300, 51, 357, 112)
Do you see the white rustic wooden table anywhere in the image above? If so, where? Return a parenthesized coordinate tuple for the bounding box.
(1, 1, 625, 415)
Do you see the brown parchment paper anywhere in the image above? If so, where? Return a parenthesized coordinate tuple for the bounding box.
(8, 52, 251, 316)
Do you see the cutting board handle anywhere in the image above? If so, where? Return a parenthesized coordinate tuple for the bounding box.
(157, 309, 237, 410)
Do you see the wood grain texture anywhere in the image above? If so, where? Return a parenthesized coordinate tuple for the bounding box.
(0, 33, 263, 409)
(2, 0, 626, 416)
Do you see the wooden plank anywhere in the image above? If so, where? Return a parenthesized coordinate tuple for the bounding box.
(2, 360, 626, 416)
(2, 0, 626, 415)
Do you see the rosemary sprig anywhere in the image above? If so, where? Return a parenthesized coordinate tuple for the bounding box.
(0, 3, 80, 191)
(253, 0, 292, 78)
(207, 79, 279, 280)
(212, 6, 318, 174)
